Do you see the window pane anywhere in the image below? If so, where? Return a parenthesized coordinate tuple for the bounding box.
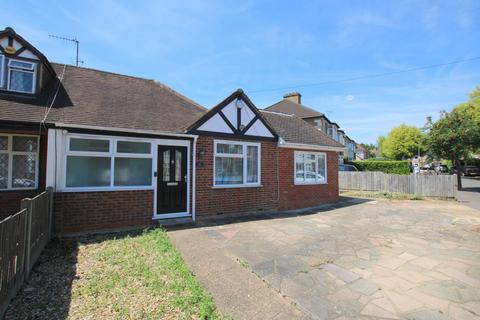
(66, 156, 110, 187)
(114, 158, 152, 186)
(295, 154, 304, 181)
(9, 60, 34, 70)
(217, 143, 242, 154)
(12, 136, 37, 152)
(163, 150, 170, 181)
(215, 157, 243, 185)
(117, 141, 150, 154)
(12, 154, 36, 188)
(70, 138, 109, 152)
(317, 154, 326, 181)
(0, 136, 7, 150)
(305, 154, 316, 181)
(9, 70, 34, 93)
(246, 146, 258, 183)
(0, 154, 8, 189)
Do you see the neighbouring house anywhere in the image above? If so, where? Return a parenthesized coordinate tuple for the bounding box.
(265, 92, 357, 162)
(0, 27, 344, 234)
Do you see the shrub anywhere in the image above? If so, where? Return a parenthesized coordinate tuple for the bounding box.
(347, 160, 411, 175)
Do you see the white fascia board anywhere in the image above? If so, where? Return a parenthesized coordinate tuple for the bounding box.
(54, 122, 198, 139)
(278, 141, 347, 152)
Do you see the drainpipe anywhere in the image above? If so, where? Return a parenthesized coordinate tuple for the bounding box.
(192, 136, 197, 222)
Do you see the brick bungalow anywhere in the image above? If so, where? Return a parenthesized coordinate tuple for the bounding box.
(0, 27, 345, 234)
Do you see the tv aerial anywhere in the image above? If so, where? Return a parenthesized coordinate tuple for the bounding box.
(49, 34, 84, 66)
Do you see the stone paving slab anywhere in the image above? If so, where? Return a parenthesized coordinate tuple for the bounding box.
(169, 198, 480, 319)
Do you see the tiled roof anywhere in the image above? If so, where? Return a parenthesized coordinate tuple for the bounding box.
(0, 63, 207, 133)
(265, 99, 323, 118)
(260, 110, 344, 148)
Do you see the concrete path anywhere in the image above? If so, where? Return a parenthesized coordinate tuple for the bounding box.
(169, 198, 480, 319)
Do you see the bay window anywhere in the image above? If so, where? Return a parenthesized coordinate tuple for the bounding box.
(214, 140, 260, 187)
(0, 134, 39, 190)
(295, 151, 327, 184)
(65, 136, 153, 189)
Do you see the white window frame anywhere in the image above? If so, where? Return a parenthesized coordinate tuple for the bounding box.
(294, 151, 328, 185)
(7, 58, 37, 94)
(213, 140, 261, 188)
(0, 134, 39, 191)
(63, 134, 154, 191)
(0, 54, 4, 88)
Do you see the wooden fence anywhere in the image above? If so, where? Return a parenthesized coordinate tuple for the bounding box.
(339, 172, 457, 198)
(0, 187, 53, 318)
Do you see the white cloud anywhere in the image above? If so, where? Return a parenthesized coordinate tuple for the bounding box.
(346, 95, 354, 101)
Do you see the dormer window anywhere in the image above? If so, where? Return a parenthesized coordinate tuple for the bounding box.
(7, 59, 36, 94)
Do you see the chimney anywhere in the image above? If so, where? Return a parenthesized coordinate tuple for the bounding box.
(283, 92, 301, 104)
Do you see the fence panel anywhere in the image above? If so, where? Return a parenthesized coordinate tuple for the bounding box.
(339, 172, 457, 198)
(0, 188, 53, 318)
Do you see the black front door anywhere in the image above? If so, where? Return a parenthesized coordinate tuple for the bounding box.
(157, 146, 187, 214)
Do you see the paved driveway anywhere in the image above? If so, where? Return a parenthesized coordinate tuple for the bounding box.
(169, 198, 480, 320)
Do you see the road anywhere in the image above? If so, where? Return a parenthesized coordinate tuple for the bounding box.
(457, 177, 480, 211)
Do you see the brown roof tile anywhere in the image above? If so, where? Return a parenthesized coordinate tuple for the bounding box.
(0, 63, 207, 133)
(265, 99, 323, 118)
(261, 110, 344, 148)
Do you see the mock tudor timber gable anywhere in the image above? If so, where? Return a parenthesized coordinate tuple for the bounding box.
(188, 89, 277, 140)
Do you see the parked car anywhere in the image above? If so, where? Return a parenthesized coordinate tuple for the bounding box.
(433, 164, 449, 174)
(339, 164, 358, 172)
(451, 165, 480, 176)
(463, 165, 480, 176)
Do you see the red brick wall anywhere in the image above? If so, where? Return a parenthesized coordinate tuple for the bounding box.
(54, 190, 154, 234)
(0, 130, 47, 220)
(195, 136, 279, 217)
(278, 148, 339, 211)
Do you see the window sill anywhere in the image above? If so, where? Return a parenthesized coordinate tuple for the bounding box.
(59, 186, 155, 192)
(294, 181, 328, 186)
(212, 184, 263, 189)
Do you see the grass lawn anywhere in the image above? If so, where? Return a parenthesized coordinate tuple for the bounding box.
(6, 228, 223, 320)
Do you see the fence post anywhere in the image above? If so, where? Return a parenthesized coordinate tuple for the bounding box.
(46, 187, 54, 240)
(20, 198, 33, 279)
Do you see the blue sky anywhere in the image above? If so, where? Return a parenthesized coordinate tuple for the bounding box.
(2, 1, 479, 143)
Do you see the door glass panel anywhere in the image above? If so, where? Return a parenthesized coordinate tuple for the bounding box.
(162, 150, 170, 181)
(175, 150, 182, 181)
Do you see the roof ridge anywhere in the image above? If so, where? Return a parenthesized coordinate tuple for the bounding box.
(260, 110, 295, 117)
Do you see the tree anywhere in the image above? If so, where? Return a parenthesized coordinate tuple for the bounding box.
(426, 103, 480, 189)
(382, 124, 424, 160)
(377, 136, 386, 157)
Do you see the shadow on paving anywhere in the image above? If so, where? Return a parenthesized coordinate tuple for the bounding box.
(166, 196, 372, 231)
(4, 231, 142, 320)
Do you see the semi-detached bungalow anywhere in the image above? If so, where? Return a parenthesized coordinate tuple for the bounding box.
(0, 27, 345, 234)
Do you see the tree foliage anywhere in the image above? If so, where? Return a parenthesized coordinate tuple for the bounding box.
(426, 87, 480, 188)
(381, 124, 424, 160)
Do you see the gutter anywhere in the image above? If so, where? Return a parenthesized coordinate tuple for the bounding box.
(278, 140, 347, 152)
(53, 122, 199, 139)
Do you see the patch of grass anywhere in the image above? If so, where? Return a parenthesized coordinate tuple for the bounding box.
(236, 258, 250, 269)
(70, 228, 223, 319)
(342, 191, 425, 200)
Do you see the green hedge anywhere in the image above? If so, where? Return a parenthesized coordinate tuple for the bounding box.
(346, 160, 411, 175)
